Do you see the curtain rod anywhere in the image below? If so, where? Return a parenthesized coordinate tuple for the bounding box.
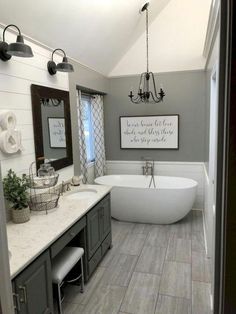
(81, 92, 96, 99)
(76, 84, 106, 96)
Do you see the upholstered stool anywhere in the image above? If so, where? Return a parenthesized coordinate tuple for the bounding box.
(52, 246, 84, 314)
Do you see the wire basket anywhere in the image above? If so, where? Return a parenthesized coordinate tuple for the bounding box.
(29, 160, 60, 214)
(29, 191, 60, 212)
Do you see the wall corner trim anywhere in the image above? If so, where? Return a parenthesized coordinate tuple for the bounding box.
(203, 162, 211, 258)
(203, 1, 220, 69)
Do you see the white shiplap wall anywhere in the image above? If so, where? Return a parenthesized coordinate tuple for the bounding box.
(0, 26, 74, 180)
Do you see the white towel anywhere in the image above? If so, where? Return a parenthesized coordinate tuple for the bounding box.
(0, 129, 23, 154)
(0, 110, 16, 130)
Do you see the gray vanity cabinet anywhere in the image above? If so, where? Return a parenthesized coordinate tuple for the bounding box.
(13, 250, 53, 314)
(11, 193, 111, 312)
(87, 194, 111, 277)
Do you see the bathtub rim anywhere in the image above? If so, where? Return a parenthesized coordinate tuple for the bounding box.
(95, 174, 198, 190)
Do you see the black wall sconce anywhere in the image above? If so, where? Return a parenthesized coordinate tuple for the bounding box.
(0, 24, 34, 61)
(47, 48, 74, 75)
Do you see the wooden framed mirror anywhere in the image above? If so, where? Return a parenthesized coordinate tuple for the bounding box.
(31, 84, 73, 171)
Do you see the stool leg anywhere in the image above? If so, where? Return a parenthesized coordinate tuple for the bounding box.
(80, 256, 84, 293)
(57, 283, 63, 314)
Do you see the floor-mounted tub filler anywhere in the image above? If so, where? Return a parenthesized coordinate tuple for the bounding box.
(95, 175, 197, 224)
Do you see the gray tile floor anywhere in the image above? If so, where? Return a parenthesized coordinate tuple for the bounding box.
(57, 210, 212, 314)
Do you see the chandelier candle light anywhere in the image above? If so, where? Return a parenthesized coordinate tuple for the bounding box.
(128, 2, 165, 103)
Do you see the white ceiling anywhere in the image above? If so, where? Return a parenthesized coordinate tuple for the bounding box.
(110, 0, 212, 76)
(0, 0, 172, 75)
(0, 0, 211, 76)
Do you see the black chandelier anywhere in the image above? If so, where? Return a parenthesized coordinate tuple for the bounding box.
(128, 2, 165, 104)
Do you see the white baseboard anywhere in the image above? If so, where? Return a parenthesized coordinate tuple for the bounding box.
(202, 205, 210, 257)
(210, 293, 213, 312)
(203, 163, 212, 258)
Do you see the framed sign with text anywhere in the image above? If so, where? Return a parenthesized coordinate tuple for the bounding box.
(120, 115, 179, 149)
(48, 117, 66, 148)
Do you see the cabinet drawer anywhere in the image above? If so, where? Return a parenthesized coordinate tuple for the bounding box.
(51, 217, 86, 258)
(88, 247, 102, 276)
(102, 232, 112, 256)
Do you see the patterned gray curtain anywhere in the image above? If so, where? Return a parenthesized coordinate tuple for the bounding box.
(91, 95, 106, 178)
(77, 90, 88, 183)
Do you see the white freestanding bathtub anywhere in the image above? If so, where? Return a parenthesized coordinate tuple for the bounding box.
(95, 175, 197, 224)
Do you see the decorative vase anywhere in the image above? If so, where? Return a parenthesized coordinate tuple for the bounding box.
(38, 163, 55, 177)
(12, 207, 30, 224)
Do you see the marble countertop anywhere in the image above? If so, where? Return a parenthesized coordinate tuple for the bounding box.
(7, 184, 112, 279)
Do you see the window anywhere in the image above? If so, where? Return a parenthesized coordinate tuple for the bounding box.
(81, 94, 95, 162)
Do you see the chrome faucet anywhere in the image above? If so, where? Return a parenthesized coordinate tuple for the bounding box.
(141, 157, 156, 188)
(142, 158, 154, 176)
(60, 181, 71, 195)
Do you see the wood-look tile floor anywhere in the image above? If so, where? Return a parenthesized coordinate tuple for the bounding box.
(55, 210, 212, 314)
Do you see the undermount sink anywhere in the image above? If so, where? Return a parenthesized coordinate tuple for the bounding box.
(65, 188, 98, 200)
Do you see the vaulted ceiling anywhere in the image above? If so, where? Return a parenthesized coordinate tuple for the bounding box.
(0, 0, 211, 76)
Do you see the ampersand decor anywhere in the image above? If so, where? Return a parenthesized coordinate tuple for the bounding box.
(0, 110, 23, 154)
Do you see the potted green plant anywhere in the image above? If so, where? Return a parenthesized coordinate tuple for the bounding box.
(3, 169, 30, 224)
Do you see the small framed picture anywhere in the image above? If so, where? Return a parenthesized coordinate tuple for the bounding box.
(48, 117, 66, 148)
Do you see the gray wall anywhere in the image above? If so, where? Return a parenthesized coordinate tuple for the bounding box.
(68, 59, 109, 174)
(104, 70, 206, 161)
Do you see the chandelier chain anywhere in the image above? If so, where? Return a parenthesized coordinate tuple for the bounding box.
(128, 2, 165, 103)
(146, 8, 149, 73)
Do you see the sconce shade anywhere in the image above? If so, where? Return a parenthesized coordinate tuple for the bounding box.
(56, 56, 74, 72)
(7, 35, 33, 57)
(0, 25, 34, 61)
(48, 49, 74, 75)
